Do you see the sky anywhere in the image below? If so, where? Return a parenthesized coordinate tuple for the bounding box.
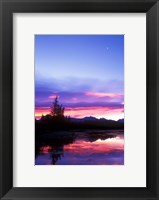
(35, 35, 124, 120)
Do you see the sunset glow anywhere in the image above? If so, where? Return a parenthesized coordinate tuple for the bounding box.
(35, 106, 124, 120)
(85, 92, 122, 98)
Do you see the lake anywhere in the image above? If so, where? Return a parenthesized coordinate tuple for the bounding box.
(35, 130, 124, 165)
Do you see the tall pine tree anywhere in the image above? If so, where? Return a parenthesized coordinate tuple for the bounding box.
(50, 96, 65, 118)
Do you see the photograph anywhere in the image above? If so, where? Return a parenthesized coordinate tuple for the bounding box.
(35, 35, 124, 165)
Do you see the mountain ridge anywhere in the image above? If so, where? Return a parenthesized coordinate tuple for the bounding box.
(70, 116, 124, 123)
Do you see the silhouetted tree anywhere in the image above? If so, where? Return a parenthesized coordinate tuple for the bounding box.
(50, 96, 65, 118)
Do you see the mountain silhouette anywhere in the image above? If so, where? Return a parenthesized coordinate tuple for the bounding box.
(70, 116, 124, 123)
(117, 119, 124, 123)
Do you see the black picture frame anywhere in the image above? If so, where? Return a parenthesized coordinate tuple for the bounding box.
(0, 0, 159, 199)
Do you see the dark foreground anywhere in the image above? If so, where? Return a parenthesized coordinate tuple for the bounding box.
(35, 130, 124, 165)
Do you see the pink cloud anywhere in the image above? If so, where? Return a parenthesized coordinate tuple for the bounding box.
(72, 98, 78, 101)
(48, 95, 59, 99)
(85, 92, 122, 98)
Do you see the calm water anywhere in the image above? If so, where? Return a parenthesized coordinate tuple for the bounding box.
(35, 130, 124, 165)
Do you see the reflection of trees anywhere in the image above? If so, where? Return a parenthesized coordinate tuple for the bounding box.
(51, 145, 64, 165)
(35, 130, 117, 164)
(87, 132, 115, 142)
(35, 134, 76, 163)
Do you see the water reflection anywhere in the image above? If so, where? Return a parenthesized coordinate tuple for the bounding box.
(35, 130, 124, 165)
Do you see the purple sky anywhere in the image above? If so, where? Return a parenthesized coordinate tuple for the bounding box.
(35, 35, 124, 120)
